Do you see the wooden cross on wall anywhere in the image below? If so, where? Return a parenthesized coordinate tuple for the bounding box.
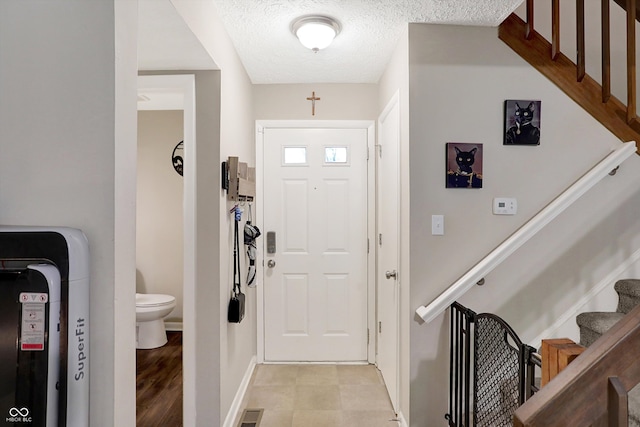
(306, 91, 321, 116)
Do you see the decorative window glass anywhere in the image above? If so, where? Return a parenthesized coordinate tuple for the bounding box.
(283, 147, 307, 165)
(324, 147, 348, 164)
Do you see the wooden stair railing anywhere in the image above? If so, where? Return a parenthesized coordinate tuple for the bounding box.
(513, 303, 640, 426)
(500, 1, 640, 154)
(613, 0, 640, 23)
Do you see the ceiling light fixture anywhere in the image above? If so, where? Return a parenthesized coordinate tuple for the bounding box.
(292, 15, 341, 53)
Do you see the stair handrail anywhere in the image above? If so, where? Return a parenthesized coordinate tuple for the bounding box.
(415, 141, 637, 324)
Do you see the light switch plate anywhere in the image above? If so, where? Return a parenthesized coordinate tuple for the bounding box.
(432, 215, 444, 235)
(493, 198, 517, 215)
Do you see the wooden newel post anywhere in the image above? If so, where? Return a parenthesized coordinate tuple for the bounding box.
(541, 338, 585, 387)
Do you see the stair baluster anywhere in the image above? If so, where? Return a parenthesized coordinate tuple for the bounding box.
(551, 0, 560, 60)
(627, 0, 637, 123)
(603, 0, 611, 102)
(525, 0, 534, 40)
(577, 0, 586, 81)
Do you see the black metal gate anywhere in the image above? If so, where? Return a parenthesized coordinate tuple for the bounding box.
(446, 302, 539, 427)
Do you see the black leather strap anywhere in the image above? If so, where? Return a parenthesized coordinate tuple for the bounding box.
(233, 218, 242, 293)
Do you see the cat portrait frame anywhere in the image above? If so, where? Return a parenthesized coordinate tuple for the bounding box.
(503, 99, 541, 146)
(446, 142, 483, 189)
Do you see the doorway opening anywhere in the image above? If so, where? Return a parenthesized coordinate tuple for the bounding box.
(137, 74, 196, 426)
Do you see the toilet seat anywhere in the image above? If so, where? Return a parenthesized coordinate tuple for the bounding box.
(136, 293, 175, 308)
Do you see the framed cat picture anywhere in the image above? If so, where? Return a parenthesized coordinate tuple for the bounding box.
(446, 142, 483, 188)
(503, 99, 541, 145)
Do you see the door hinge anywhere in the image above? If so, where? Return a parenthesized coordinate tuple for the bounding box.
(367, 238, 370, 254)
(379, 233, 382, 246)
(379, 321, 382, 334)
(367, 329, 370, 344)
(376, 144, 383, 158)
(367, 147, 370, 160)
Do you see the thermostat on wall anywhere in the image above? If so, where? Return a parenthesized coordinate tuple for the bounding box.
(493, 197, 517, 215)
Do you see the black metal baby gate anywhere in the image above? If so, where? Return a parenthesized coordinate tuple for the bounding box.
(446, 302, 540, 427)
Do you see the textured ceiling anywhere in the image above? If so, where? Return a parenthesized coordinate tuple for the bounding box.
(137, 0, 524, 85)
(213, 0, 524, 84)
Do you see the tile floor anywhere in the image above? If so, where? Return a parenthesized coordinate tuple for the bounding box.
(235, 364, 399, 427)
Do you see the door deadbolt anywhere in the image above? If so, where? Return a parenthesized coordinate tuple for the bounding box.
(267, 260, 276, 268)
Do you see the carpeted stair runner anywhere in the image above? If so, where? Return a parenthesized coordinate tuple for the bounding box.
(576, 279, 640, 426)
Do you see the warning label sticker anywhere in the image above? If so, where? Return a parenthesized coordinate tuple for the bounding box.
(19, 293, 47, 351)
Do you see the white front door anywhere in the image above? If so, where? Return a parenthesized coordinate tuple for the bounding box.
(376, 93, 400, 411)
(261, 125, 371, 362)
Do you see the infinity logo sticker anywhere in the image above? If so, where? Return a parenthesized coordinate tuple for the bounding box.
(8, 407, 29, 417)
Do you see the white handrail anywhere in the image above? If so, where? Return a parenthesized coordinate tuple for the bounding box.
(416, 141, 637, 324)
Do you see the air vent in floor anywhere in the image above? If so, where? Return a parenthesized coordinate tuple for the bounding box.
(237, 408, 263, 427)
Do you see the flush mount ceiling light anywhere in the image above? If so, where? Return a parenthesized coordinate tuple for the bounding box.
(292, 15, 341, 53)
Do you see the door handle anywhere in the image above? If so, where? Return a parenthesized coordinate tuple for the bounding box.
(267, 260, 276, 268)
(385, 270, 397, 280)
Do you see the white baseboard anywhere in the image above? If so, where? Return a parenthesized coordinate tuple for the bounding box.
(222, 356, 257, 427)
(397, 411, 408, 427)
(529, 247, 640, 348)
(164, 321, 183, 331)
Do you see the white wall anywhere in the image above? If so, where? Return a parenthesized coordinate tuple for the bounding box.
(190, 69, 224, 427)
(168, 1, 256, 424)
(137, 110, 184, 323)
(254, 84, 378, 120)
(377, 25, 411, 425)
(407, 22, 640, 426)
(0, 1, 139, 425)
(114, 1, 139, 424)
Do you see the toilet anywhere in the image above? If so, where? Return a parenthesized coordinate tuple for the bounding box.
(135, 293, 176, 349)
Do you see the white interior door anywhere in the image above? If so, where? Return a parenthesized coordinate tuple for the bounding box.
(376, 94, 400, 411)
(262, 126, 369, 362)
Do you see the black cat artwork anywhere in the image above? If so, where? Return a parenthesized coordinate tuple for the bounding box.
(446, 143, 483, 188)
(504, 101, 541, 145)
